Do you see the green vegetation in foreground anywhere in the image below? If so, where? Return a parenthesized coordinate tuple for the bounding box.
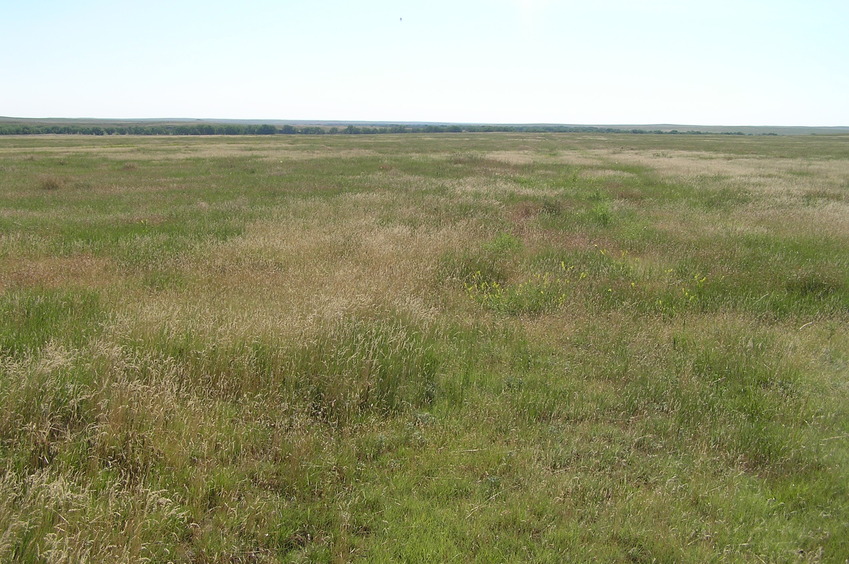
(1, 133, 848, 562)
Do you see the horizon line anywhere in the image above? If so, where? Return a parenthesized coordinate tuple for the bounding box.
(2, 116, 848, 129)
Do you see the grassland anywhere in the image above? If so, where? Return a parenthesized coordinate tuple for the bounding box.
(1, 132, 848, 562)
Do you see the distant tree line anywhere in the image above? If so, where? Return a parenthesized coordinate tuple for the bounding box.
(0, 123, 279, 136)
(0, 123, 758, 136)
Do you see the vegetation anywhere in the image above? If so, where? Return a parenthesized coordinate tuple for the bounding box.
(1, 132, 848, 562)
(0, 120, 764, 137)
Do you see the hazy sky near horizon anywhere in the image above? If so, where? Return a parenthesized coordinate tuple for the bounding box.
(2, 0, 847, 125)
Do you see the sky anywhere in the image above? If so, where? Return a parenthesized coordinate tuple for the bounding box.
(2, 0, 847, 125)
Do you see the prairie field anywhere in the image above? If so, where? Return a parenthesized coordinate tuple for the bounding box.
(1, 132, 848, 562)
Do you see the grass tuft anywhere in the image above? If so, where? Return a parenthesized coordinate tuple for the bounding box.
(37, 175, 66, 191)
(289, 313, 439, 424)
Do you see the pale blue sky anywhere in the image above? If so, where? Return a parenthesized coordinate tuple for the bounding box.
(2, 0, 847, 125)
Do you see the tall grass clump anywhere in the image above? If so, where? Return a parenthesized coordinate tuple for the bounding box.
(0, 470, 188, 562)
(0, 346, 97, 474)
(288, 313, 439, 425)
(37, 175, 66, 191)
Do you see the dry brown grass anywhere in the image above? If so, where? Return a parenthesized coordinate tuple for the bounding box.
(595, 148, 849, 194)
(0, 254, 116, 293)
(111, 191, 470, 350)
(37, 175, 66, 191)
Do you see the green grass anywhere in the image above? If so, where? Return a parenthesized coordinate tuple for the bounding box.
(0, 288, 103, 356)
(1, 133, 848, 562)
